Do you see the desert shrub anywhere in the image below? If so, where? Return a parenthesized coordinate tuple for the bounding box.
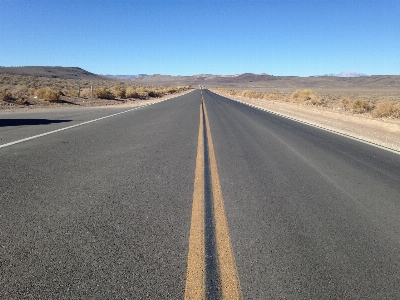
(290, 89, 323, 105)
(136, 91, 149, 99)
(94, 88, 115, 99)
(242, 90, 263, 99)
(66, 89, 79, 97)
(212, 88, 289, 102)
(111, 85, 127, 99)
(147, 90, 162, 97)
(15, 98, 30, 105)
(372, 102, 400, 118)
(351, 99, 373, 113)
(117, 88, 126, 99)
(0, 90, 14, 101)
(337, 97, 352, 110)
(125, 87, 139, 98)
(35, 88, 62, 102)
(125, 87, 148, 99)
(164, 87, 177, 94)
(80, 88, 92, 98)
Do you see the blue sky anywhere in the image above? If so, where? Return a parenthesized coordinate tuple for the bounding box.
(1, 0, 399, 76)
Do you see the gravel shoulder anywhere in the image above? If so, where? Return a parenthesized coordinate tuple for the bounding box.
(213, 90, 400, 153)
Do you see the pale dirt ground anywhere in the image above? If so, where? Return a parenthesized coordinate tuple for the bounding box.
(213, 90, 400, 153)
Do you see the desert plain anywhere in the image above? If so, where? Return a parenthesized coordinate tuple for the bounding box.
(1, 66, 399, 152)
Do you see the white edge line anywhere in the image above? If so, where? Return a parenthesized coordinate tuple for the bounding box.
(213, 92, 400, 156)
(0, 91, 192, 149)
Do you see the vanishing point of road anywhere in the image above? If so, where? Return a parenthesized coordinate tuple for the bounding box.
(1, 89, 400, 299)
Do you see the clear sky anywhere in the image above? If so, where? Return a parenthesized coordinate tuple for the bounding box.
(1, 0, 399, 76)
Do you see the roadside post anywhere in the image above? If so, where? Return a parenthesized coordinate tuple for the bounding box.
(91, 85, 94, 106)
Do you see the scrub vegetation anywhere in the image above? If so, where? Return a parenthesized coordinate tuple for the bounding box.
(35, 88, 62, 102)
(214, 88, 400, 119)
(0, 74, 192, 108)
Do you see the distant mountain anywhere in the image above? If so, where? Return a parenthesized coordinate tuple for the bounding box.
(131, 72, 400, 89)
(0, 66, 107, 80)
(104, 74, 148, 80)
(322, 71, 369, 77)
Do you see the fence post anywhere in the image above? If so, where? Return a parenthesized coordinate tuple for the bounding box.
(91, 85, 94, 106)
(78, 80, 81, 98)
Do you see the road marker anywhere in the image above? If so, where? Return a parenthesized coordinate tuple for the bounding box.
(185, 95, 242, 299)
(185, 105, 206, 299)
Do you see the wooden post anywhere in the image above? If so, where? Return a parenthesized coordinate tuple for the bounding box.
(91, 85, 94, 106)
(78, 80, 81, 98)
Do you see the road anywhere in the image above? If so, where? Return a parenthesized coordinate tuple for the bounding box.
(1, 89, 400, 299)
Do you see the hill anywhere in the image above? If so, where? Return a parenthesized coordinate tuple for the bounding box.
(0, 66, 108, 80)
(132, 73, 400, 91)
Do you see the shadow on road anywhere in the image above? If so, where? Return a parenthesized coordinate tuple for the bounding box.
(0, 119, 72, 127)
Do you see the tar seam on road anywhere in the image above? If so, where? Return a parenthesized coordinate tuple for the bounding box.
(185, 95, 242, 299)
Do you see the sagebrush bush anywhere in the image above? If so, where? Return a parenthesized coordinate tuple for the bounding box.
(352, 99, 373, 113)
(94, 88, 115, 99)
(213, 88, 289, 102)
(80, 88, 92, 98)
(242, 90, 264, 99)
(290, 89, 323, 105)
(66, 89, 79, 97)
(117, 88, 126, 99)
(125, 87, 139, 98)
(111, 86, 127, 99)
(337, 98, 352, 110)
(35, 88, 62, 102)
(164, 87, 177, 94)
(147, 90, 162, 97)
(0, 90, 14, 101)
(372, 102, 400, 118)
(125, 87, 149, 99)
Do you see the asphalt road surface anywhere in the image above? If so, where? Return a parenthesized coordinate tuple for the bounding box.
(1, 89, 400, 299)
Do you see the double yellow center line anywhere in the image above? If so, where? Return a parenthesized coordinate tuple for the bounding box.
(185, 95, 242, 299)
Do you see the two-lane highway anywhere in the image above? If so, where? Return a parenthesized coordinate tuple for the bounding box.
(1, 89, 400, 299)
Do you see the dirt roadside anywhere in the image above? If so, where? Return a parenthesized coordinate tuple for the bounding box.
(213, 90, 400, 153)
(0, 90, 192, 112)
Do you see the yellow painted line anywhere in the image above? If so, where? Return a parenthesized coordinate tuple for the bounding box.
(185, 95, 242, 299)
(203, 101, 242, 299)
(184, 104, 206, 299)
